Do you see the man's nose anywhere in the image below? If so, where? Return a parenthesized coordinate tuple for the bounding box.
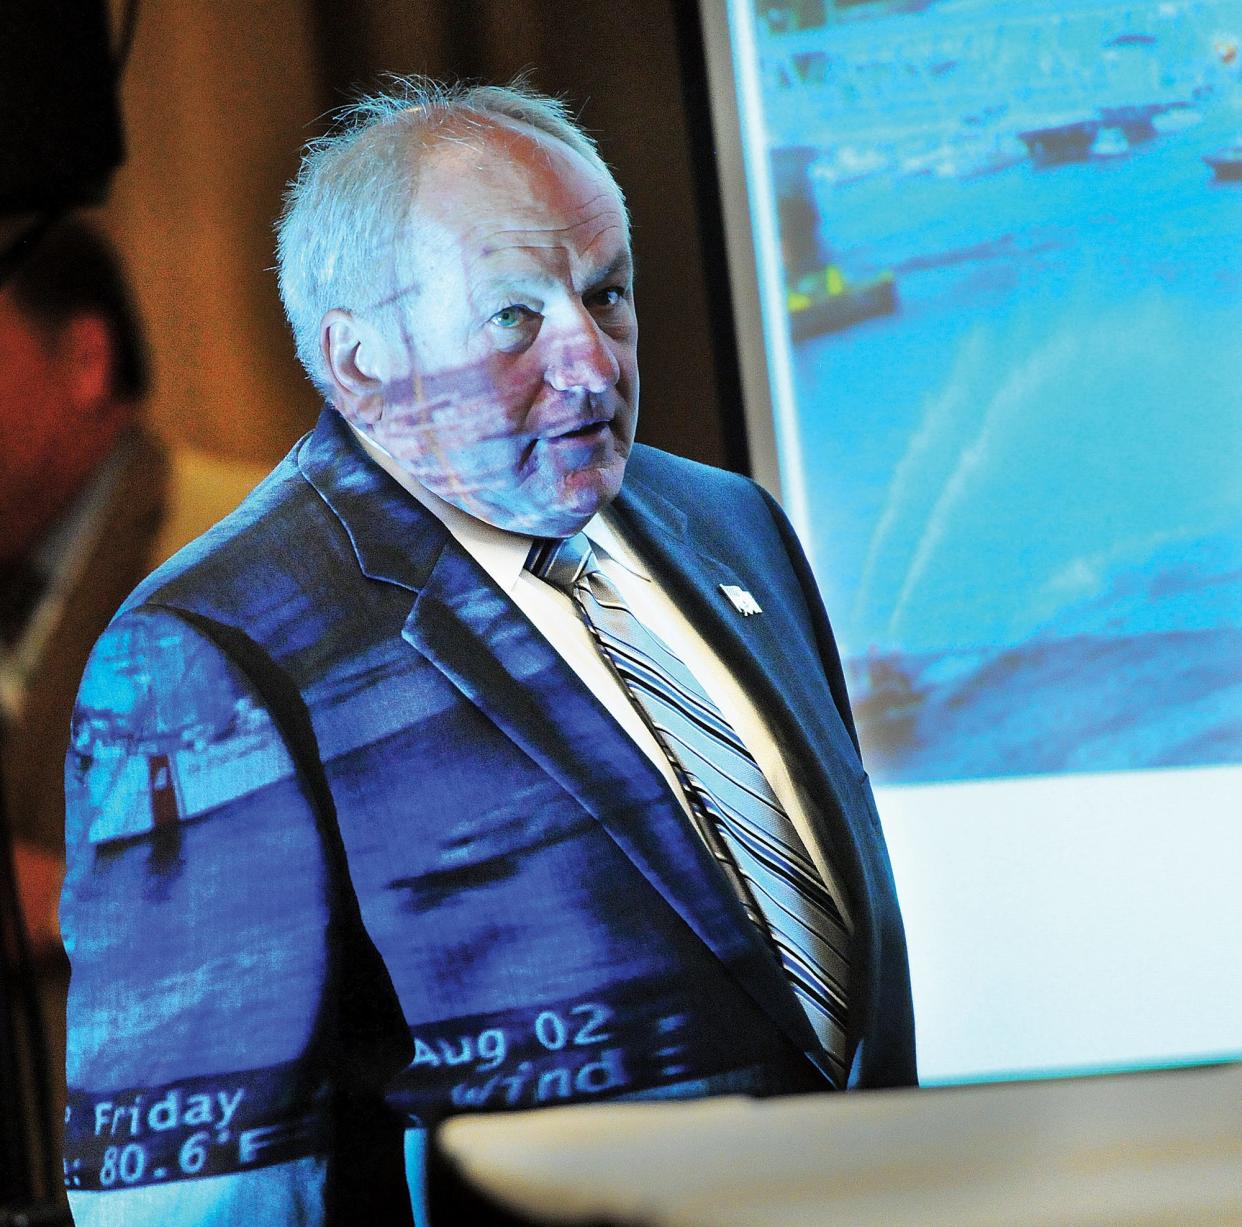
(544, 317, 620, 395)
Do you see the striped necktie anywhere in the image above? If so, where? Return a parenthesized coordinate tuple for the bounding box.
(525, 533, 851, 1086)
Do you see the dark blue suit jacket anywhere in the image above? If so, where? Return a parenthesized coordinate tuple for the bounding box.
(63, 408, 914, 1222)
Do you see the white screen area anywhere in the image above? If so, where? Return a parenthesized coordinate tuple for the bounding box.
(702, 0, 1242, 1083)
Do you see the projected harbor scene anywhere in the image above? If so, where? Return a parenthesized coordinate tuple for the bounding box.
(755, 0, 1242, 784)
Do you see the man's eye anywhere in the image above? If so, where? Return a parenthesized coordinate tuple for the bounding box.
(491, 305, 532, 329)
(592, 287, 625, 309)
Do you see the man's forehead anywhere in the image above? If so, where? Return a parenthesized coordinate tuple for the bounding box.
(466, 210, 632, 277)
(421, 117, 614, 193)
(411, 133, 630, 276)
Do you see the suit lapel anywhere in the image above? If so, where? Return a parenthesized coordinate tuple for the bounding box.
(299, 410, 834, 1081)
(608, 469, 864, 884)
(611, 474, 852, 779)
(611, 471, 879, 1041)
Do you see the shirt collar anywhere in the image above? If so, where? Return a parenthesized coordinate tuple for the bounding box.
(344, 417, 650, 593)
(587, 509, 651, 583)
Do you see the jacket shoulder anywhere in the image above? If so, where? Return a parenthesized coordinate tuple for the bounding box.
(626, 442, 755, 497)
(119, 436, 337, 624)
(624, 442, 781, 548)
(624, 443, 768, 527)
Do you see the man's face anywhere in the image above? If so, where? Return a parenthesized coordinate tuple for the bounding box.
(349, 124, 639, 538)
(0, 291, 119, 562)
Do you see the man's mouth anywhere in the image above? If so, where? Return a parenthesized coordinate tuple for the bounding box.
(547, 419, 610, 441)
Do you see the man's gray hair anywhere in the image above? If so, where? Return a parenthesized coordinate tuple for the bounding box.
(275, 76, 625, 399)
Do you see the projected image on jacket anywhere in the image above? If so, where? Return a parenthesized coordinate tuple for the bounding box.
(62, 584, 827, 1192)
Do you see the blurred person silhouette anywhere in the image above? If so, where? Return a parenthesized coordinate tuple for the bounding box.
(0, 218, 165, 872)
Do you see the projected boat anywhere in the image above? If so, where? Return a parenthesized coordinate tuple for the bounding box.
(773, 144, 899, 339)
(787, 265, 897, 341)
(1098, 104, 1160, 145)
(1090, 127, 1129, 159)
(1017, 118, 1100, 166)
(1203, 142, 1242, 182)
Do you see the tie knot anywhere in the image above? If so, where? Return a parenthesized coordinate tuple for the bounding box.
(524, 533, 596, 593)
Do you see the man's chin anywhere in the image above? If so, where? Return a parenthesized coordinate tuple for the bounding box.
(494, 499, 608, 539)
(542, 464, 627, 536)
(467, 476, 623, 538)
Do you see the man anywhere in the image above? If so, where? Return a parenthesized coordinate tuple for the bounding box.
(62, 80, 915, 1225)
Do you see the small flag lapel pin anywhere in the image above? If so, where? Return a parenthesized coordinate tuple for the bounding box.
(720, 584, 762, 616)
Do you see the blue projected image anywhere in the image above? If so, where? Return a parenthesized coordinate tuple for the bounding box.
(757, 0, 1242, 784)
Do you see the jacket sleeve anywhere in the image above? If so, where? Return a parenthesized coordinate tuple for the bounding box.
(61, 605, 409, 1224)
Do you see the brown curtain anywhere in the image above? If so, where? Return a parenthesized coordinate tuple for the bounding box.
(102, 0, 328, 463)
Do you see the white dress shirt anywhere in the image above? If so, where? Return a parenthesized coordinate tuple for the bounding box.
(349, 423, 852, 930)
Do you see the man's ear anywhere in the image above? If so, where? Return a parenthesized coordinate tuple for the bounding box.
(58, 316, 113, 412)
(321, 309, 395, 427)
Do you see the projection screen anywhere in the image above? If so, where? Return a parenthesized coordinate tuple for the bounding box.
(701, 0, 1242, 1084)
